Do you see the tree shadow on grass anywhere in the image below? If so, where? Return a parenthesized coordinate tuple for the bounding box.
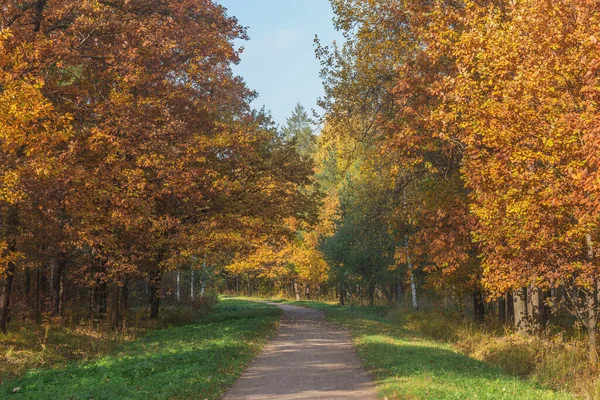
(4, 344, 250, 400)
(357, 341, 572, 400)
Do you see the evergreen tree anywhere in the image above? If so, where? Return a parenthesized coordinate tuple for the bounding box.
(281, 103, 316, 158)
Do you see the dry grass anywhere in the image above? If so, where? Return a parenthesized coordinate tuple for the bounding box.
(1, 321, 120, 383)
(388, 307, 599, 399)
(0, 293, 219, 384)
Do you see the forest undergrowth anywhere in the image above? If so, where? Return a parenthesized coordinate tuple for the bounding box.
(0, 292, 220, 385)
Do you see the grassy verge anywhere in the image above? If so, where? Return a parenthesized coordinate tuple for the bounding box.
(280, 300, 575, 400)
(1, 302, 215, 385)
(2, 298, 280, 399)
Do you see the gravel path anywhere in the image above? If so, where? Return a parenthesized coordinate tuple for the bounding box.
(223, 303, 377, 400)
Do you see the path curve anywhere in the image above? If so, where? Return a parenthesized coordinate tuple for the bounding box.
(223, 302, 377, 400)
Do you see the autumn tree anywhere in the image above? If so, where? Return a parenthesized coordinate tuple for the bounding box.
(319, 0, 600, 360)
(0, 0, 317, 330)
(446, 0, 600, 355)
(317, 0, 483, 312)
(0, 30, 73, 332)
(225, 111, 322, 298)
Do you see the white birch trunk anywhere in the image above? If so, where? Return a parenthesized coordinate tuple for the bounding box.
(410, 263, 418, 310)
(176, 268, 180, 302)
(190, 270, 195, 300)
(50, 260, 55, 293)
(586, 233, 598, 363)
(200, 258, 206, 296)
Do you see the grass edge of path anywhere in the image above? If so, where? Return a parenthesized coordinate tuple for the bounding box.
(259, 298, 576, 400)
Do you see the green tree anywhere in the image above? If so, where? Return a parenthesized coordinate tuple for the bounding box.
(281, 103, 317, 158)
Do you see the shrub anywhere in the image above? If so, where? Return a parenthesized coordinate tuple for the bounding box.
(191, 290, 220, 316)
(159, 307, 196, 327)
(388, 306, 599, 397)
(473, 335, 539, 377)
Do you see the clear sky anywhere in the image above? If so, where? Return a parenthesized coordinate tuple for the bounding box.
(217, 0, 342, 128)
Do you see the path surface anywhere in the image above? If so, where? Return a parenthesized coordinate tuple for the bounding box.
(224, 303, 377, 400)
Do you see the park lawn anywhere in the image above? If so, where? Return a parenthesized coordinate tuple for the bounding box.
(1, 298, 280, 400)
(286, 301, 575, 400)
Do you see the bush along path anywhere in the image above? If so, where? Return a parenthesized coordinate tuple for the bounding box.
(1, 299, 280, 400)
(282, 301, 575, 400)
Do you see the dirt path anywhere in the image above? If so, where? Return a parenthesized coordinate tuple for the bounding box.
(223, 303, 377, 400)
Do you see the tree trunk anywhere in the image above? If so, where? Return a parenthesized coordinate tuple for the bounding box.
(586, 233, 598, 364)
(0, 206, 18, 333)
(34, 266, 41, 324)
(190, 270, 195, 300)
(149, 269, 161, 319)
(176, 268, 180, 302)
(513, 288, 528, 334)
(384, 284, 394, 303)
(526, 285, 541, 333)
(121, 280, 128, 329)
(110, 282, 120, 331)
(293, 281, 300, 301)
(25, 269, 31, 296)
(201, 258, 207, 296)
(52, 259, 66, 317)
(507, 291, 514, 323)
(498, 296, 506, 324)
(89, 286, 95, 320)
(61, 262, 66, 314)
(410, 271, 418, 310)
(0, 261, 15, 334)
(150, 288, 160, 319)
(99, 282, 107, 316)
(369, 284, 375, 307)
(587, 288, 598, 364)
(540, 290, 550, 329)
(49, 260, 54, 300)
(339, 284, 345, 306)
(473, 290, 485, 322)
(396, 281, 403, 305)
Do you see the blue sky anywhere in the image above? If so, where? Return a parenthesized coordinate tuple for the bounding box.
(217, 0, 343, 127)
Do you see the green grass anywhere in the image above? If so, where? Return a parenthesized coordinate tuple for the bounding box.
(2, 298, 281, 399)
(1, 299, 219, 384)
(283, 300, 575, 400)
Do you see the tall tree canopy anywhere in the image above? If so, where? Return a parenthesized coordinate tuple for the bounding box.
(314, 0, 600, 359)
(0, 0, 316, 331)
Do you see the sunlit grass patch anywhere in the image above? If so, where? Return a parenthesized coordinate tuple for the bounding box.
(2, 298, 280, 399)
